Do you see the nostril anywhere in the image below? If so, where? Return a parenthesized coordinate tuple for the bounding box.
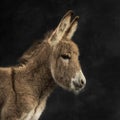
(80, 79, 84, 85)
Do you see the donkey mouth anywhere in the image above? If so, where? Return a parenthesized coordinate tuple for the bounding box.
(72, 86, 85, 95)
(73, 81, 83, 89)
(70, 79, 86, 95)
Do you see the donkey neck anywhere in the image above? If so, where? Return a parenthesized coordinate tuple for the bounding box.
(15, 40, 56, 98)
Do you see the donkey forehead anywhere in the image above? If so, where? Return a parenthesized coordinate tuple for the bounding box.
(56, 40, 79, 55)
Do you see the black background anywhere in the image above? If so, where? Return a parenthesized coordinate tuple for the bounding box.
(0, 0, 120, 120)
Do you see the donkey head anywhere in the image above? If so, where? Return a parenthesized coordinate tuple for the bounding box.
(48, 10, 86, 94)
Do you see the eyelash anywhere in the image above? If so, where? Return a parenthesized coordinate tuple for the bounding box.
(60, 54, 71, 60)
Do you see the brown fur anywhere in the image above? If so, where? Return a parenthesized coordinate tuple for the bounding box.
(50, 40, 80, 89)
(0, 10, 86, 120)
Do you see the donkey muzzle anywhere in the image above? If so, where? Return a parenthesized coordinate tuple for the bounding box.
(71, 70, 86, 94)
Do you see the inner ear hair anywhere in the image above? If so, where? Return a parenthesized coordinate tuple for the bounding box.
(48, 10, 73, 45)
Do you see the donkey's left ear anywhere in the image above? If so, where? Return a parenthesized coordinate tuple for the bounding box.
(65, 16, 79, 40)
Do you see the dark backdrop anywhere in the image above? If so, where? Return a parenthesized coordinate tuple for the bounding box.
(0, 0, 120, 120)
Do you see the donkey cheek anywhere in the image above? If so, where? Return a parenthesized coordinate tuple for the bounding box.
(55, 75, 69, 86)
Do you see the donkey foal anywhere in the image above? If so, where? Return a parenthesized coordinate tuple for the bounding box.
(0, 10, 86, 120)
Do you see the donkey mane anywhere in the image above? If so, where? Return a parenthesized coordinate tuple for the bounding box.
(18, 31, 52, 65)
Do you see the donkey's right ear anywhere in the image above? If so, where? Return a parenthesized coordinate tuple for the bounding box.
(65, 16, 79, 40)
(48, 10, 73, 46)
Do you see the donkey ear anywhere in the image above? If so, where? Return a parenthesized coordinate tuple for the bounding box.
(65, 16, 79, 39)
(48, 10, 73, 45)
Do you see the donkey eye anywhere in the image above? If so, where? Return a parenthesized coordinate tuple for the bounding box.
(61, 54, 71, 60)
